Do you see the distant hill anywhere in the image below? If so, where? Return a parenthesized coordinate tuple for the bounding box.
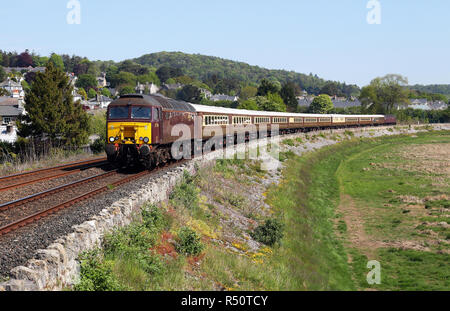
(408, 84, 450, 99)
(132, 51, 360, 97)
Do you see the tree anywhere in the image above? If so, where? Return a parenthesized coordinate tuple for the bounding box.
(78, 88, 88, 100)
(264, 92, 286, 112)
(48, 53, 65, 71)
(101, 88, 111, 98)
(177, 85, 202, 103)
(118, 60, 149, 76)
(320, 82, 340, 97)
(18, 62, 89, 146)
(309, 94, 334, 114)
(257, 79, 280, 96)
(119, 85, 135, 96)
(17, 51, 33, 67)
(109, 71, 137, 88)
(76, 74, 98, 90)
(24, 71, 37, 84)
(0, 66, 6, 82)
(239, 85, 258, 100)
(360, 74, 410, 113)
(237, 99, 258, 110)
(32, 55, 49, 67)
(88, 88, 97, 99)
(280, 82, 299, 111)
(156, 66, 183, 83)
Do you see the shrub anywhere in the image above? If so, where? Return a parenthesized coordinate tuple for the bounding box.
(176, 227, 204, 256)
(344, 130, 355, 137)
(90, 138, 105, 154)
(251, 218, 285, 246)
(74, 251, 124, 291)
(103, 224, 156, 256)
(141, 204, 170, 231)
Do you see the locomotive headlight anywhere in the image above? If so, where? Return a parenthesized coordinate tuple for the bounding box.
(143, 137, 149, 144)
(109, 137, 115, 143)
(139, 137, 144, 141)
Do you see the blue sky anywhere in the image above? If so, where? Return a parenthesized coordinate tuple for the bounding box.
(1, 0, 449, 86)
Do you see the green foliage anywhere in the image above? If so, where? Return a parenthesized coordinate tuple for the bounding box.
(257, 78, 281, 96)
(394, 107, 450, 124)
(109, 71, 137, 88)
(239, 85, 258, 100)
(408, 84, 450, 98)
(251, 218, 285, 246)
(18, 62, 89, 146)
(141, 204, 170, 231)
(89, 113, 106, 139)
(0, 66, 6, 82)
(88, 88, 97, 99)
(177, 84, 202, 103)
(359, 74, 410, 113)
(89, 138, 105, 154)
(280, 82, 299, 111)
(237, 99, 258, 110)
(74, 251, 124, 291)
(156, 66, 183, 83)
(78, 87, 88, 100)
(48, 53, 64, 70)
(119, 85, 135, 96)
(169, 171, 199, 210)
(76, 74, 98, 90)
(132, 52, 360, 97)
(103, 224, 156, 257)
(309, 94, 334, 114)
(176, 227, 204, 256)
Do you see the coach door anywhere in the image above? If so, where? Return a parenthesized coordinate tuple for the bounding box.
(152, 107, 162, 144)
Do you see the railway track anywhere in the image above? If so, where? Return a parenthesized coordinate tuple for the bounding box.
(0, 159, 187, 237)
(0, 157, 108, 192)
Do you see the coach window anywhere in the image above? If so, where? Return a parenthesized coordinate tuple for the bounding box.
(131, 106, 152, 119)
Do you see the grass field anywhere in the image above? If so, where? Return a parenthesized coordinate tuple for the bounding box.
(73, 130, 449, 291)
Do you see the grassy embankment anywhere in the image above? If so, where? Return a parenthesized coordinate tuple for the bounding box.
(73, 130, 449, 291)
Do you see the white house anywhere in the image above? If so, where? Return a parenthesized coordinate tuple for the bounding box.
(136, 82, 160, 95)
(0, 97, 24, 143)
(0, 78, 25, 99)
(210, 94, 239, 102)
(88, 94, 113, 109)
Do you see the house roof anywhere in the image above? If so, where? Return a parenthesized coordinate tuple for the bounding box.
(1, 79, 22, 88)
(0, 105, 22, 117)
(0, 97, 20, 106)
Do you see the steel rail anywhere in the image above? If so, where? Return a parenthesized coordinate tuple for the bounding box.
(0, 160, 109, 192)
(0, 170, 150, 236)
(0, 157, 107, 183)
(0, 170, 117, 212)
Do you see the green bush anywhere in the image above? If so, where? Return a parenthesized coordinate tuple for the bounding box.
(141, 204, 170, 231)
(251, 218, 285, 246)
(176, 227, 204, 256)
(74, 251, 124, 291)
(90, 138, 105, 154)
(103, 224, 156, 256)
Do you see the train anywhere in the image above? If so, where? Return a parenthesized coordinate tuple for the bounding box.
(104, 94, 396, 168)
